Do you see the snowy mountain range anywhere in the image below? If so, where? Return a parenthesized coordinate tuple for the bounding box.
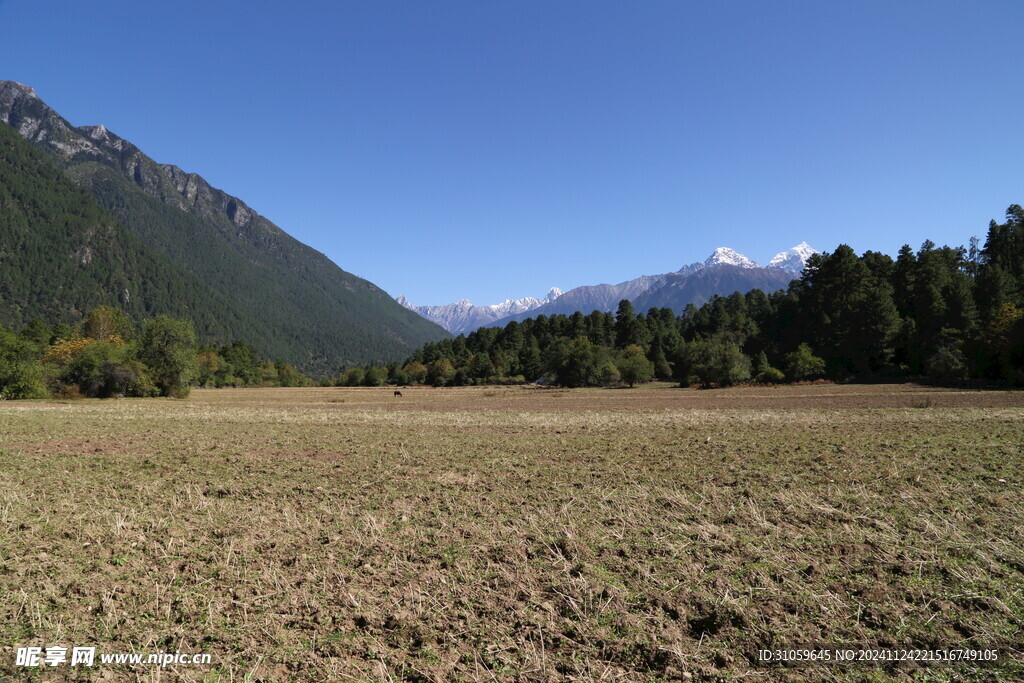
(399, 243, 820, 333)
(397, 288, 563, 334)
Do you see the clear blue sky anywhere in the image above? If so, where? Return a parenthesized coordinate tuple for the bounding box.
(2, 1, 1022, 306)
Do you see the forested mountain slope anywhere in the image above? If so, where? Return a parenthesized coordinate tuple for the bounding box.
(0, 81, 448, 375)
(0, 120, 252, 338)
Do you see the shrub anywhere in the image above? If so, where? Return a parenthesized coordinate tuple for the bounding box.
(926, 345, 969, 381)
(0, 329, 49, 399)
(138, 316, 197, 397)
(598, 360, 621, 386)
(427, 359, 455, 386)
(757, 367, 786, 384)
(785, 343, 827, 381)
(390, 367, 411, 386)
(60, 340, 120, 392)
(53, 383, 85, 400)
(340, 367, 365, 386)
(87, 360, 154, 398)
(403, 361, 429, 384)
(0, 360, 48, 399)
(617, 345, 655, 387)
(680, 337, 751, 388)
(363, 366, 387, 387)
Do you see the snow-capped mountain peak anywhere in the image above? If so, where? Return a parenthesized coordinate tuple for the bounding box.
(486, 296, 542, 317)
(704, 247, 758, 269)
(546, 287, 564, 302)
(677, 247, 758, 275)
(767, 242, 820, 275)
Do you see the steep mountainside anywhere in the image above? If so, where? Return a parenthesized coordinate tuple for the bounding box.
(0, 81, 447, 374)
(0, 119, 250, 335)
(397, 288, 562, 334)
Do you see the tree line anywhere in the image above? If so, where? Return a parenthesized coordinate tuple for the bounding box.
(3, 206, 1020, 396)
(340, 206, 1024, 388)
(0, 306, 314, 400)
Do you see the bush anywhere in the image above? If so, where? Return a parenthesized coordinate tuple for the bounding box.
(545, 337, 608, 387)
(48, 340, 152, 398)
(363, 367, 387, 387)
(53, 383, 85, 400)
(60, 340, 118, 391)
(785, 343, 827, 381)
(617, 345, 655, 387)
(0, 329, 48, 399)
(403, 361, 429, 384)
(88, 360, 154, 398)
(756, 367, 786, 384)
(427, 359, 455, 386)
(340, 367, 365, 386)
(926, 345, 969, 381)
(138, 316, 197, 397)
(598, 360, 621, 386)
(0, 359, 48, 399)
(679, 337, 751, 388)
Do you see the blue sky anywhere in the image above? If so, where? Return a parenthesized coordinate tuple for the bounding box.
(2, 1, 1022, 305)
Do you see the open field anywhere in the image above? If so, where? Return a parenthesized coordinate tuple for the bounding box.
(1, 383, 1022, 681)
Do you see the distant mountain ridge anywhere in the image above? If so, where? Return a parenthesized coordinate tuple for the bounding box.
(0, 81, 448, 375)
(630, 264, 795, 312)
(401, 243, 820, 333)
(398, 288, 563, 334)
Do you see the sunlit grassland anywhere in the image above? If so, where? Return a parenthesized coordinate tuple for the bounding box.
(0, 383, 1021, 681)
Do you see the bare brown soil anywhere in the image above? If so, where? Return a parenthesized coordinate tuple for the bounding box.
(0, 383, 1021, 681)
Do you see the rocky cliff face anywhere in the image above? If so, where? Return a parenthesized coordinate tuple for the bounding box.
(0, 81, 282, 251)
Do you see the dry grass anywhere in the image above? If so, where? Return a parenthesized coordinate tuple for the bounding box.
(0, 383, 1021, 681)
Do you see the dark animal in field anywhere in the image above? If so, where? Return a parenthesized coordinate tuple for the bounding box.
(394, 390, 403, 397)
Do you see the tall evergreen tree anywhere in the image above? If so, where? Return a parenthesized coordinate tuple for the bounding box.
(802, 245, 900, 375)
(982, 205, 1024, 304)
(614, 300, 642, 349)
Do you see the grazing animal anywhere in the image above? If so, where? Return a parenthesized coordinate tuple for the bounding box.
(394, 390, 403, 397)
